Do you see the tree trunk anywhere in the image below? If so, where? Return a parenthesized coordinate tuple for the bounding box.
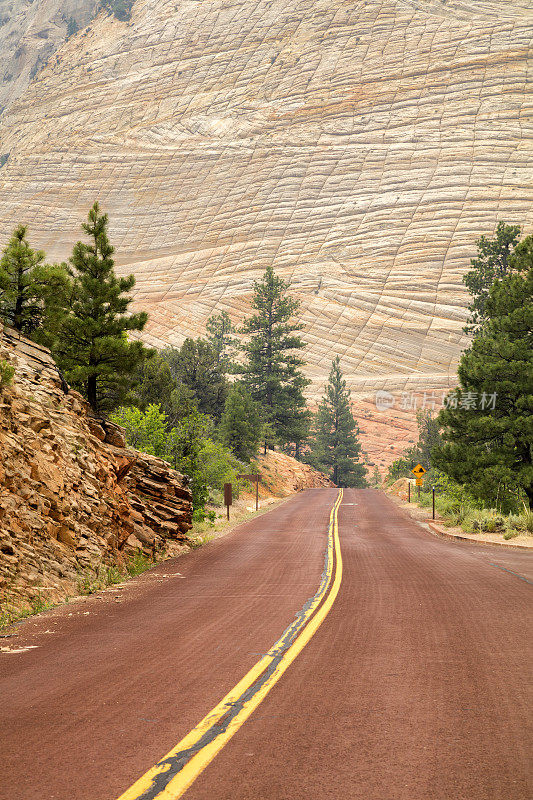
(87, 374, 97, 411)
(14, 265, 24, 331)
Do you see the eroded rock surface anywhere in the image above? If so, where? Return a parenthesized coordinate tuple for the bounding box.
(0, 326, 192, 607)
(0, 0, 95, 115)
(256, 449, 335, 495)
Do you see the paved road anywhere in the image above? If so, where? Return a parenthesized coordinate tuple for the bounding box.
(1, 489, 531, 799)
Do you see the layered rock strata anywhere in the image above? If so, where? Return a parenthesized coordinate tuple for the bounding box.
(0, 326, 193, 606)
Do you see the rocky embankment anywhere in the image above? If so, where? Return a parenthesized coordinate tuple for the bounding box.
(256, 450, 335, 496)
(0, 326, 193, 607)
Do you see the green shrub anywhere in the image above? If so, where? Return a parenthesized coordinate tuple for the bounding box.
(504, 511, 533, 536)
(192, 508, 216, 524)
(0, 359, 14, 389)
(0, 592, 52, 629)
(66, 17, 79, 38)
(101, 0, 134, 21)
(503, 530, 519, 541)
(463, 509, 505, 533)
(522, 510, 533, 533)
(125, 550, 153, 577)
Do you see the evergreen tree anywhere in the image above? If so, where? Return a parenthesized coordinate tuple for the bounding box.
(161, 338, 228, 421)
(206, 311, 237, 371)
(241, 265, 310, 452)
(434, 236, 533, 509)
(414, 409, 443, 471)
(101, 0, 134, 22)
(54, 203, 150, 414)
(219, 382, 261, 462)
(131, 352, 176, 416)
(0, 225, 70, 339)
(463, 221, 522, 336)
(312, 357, 367, 487)
(371, 466, 382, 488)
(169, 383, 199, 422)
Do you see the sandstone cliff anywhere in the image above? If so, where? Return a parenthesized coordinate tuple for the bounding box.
(0, 0, 531, 459)
(0, 325, 193, 608)
(0, 0, 95, 114)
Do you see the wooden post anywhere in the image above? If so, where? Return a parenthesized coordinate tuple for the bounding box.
(236, 473, 260, 512)
(432, 486, 435, 520)
(408, 482, 410, 503)
(224, 482, 232, 521)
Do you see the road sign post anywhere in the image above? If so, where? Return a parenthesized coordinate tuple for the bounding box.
(411, 464, 426, 502)
(237, 473, 260, 511)
(224, 482, 232, 520)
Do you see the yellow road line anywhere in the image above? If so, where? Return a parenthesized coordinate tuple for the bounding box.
(117, 489, 344, 800)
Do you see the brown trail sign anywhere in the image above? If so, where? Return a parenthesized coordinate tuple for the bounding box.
(224, 482, 232, 520)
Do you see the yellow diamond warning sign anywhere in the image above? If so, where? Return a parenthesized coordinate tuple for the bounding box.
(411, 463, 426, 477)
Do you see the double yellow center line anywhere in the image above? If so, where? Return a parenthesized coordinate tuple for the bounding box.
(118, 489, 344, 800)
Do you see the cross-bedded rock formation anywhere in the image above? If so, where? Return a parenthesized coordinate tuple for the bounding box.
(0, 0, 531, 421)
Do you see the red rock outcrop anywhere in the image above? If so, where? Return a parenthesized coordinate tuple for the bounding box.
(0, 325, 192, 607)
(256, 449, 335, 496)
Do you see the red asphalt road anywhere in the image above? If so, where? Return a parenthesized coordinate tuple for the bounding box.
(1, 489, 531, 800)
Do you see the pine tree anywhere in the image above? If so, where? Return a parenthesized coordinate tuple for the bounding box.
(219, 382, 261, 462)
(414, 409, 443, 471)
(131, 352, 176, 416)
(206, 311, 237, 372)
(434, 235, 533, 509)
(312, 357, 367, 487)
(371, 466, 382, 488)
(463, 221, 522, 336)
(241, 264, 310, 452)
(161, 338, 228, 421)
(54, 203, 150, 414)
(0, 225, 70, 339)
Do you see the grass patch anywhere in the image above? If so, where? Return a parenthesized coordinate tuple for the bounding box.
(76, 563, 124, 595)
(414, 486, 532, 540)
(125, 551, 153, 577)
(77, 551, 154, 595)
(1, 551, 157, 631)
(0, 593, 53, 631)
(189, 533, 215, 550)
